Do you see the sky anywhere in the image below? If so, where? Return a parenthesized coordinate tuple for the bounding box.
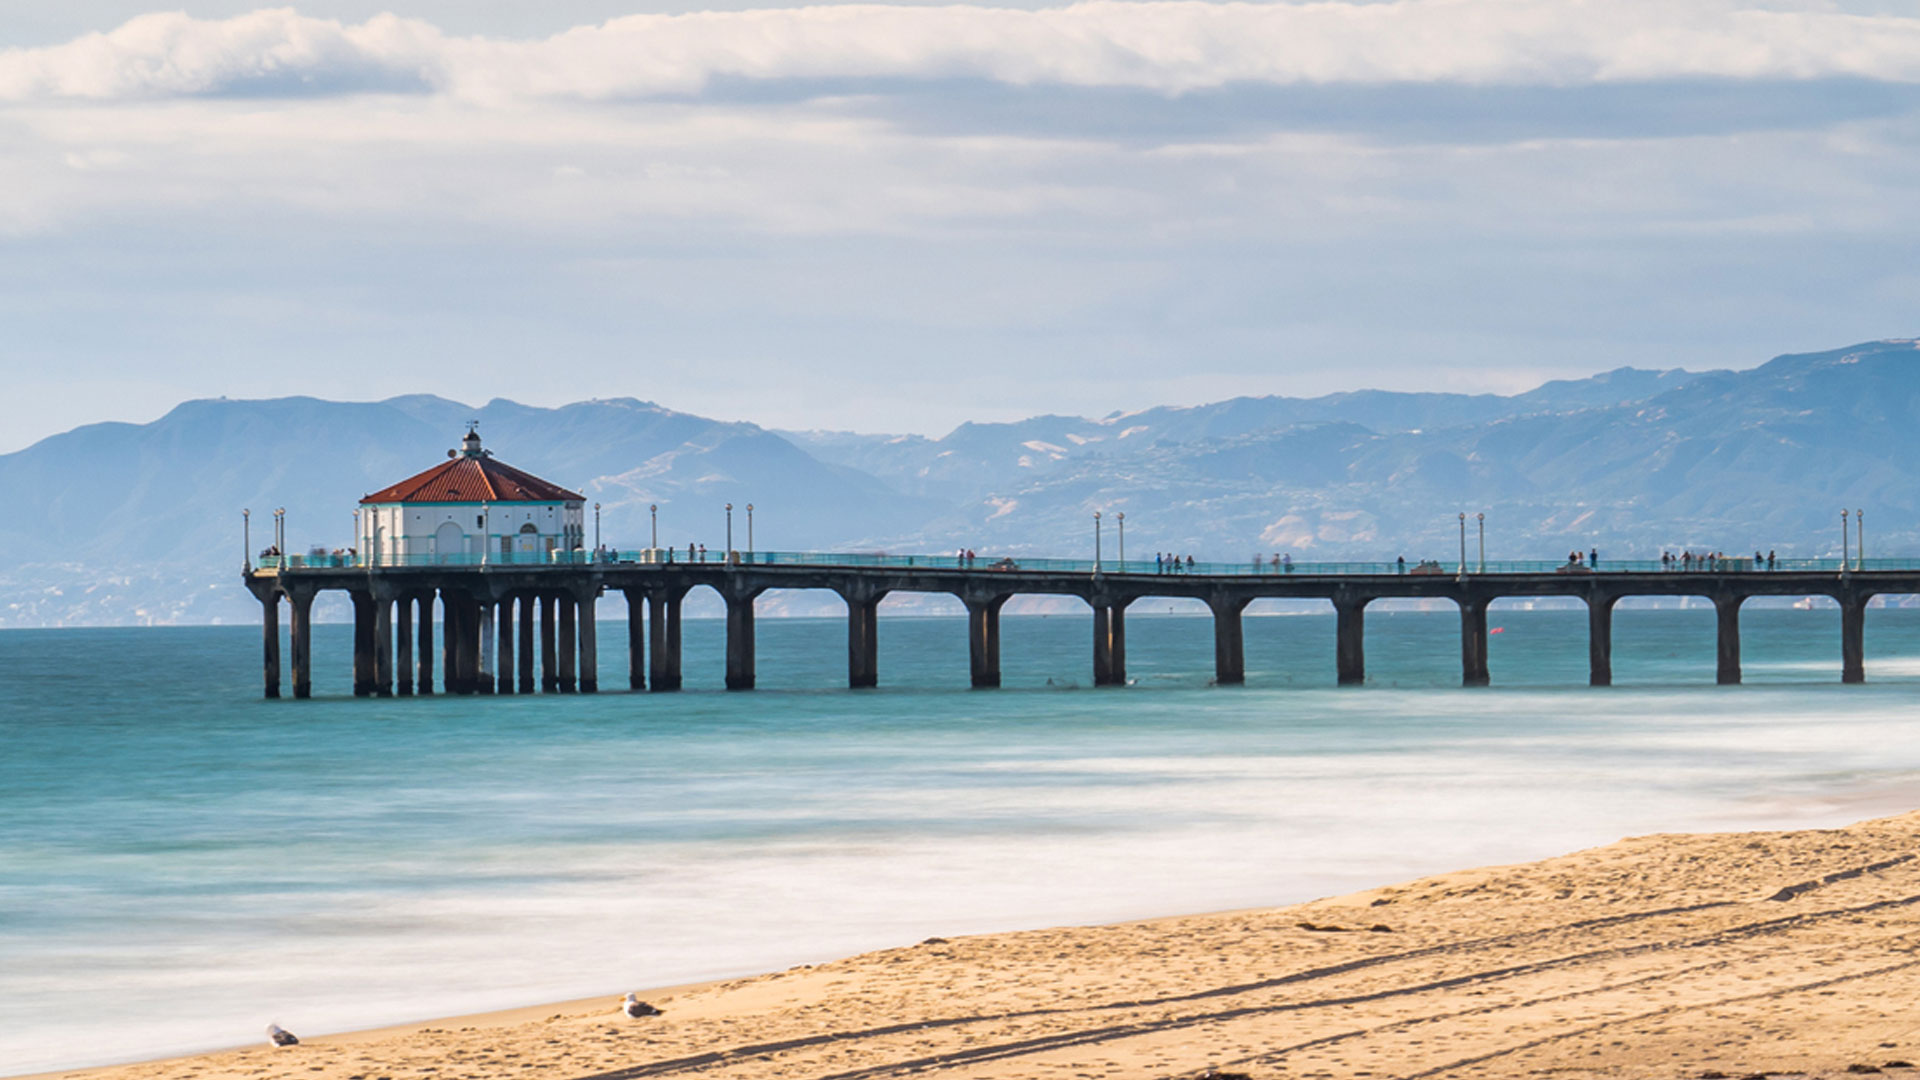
(2, 0, 1918, 453)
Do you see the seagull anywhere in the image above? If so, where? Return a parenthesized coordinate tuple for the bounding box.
(267, 1023, 299, 1047)
(622, 993, 661, 1018)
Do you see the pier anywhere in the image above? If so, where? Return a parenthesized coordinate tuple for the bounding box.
(242, 554, 1913, 698)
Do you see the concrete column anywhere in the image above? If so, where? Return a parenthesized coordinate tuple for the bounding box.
(626, 590, 646, 691)
(373, 596, 394, 697)
(1715, 594, 1742, 686)
(540, 594, 558, 693)
(1334, 597, 1366, 686)
(1841, 595, 1867, 685)
(440, 592, 458, 694)
(649, 592, 683, 692)
(966, 596, 1004, 689)
(476, 601, 496, 695)
(517, 594, 536, 695)
(261, 593, 281, 699)
(496, 595, 515, 694)
(415, 593, 433, 696)
(1212, 597, 1247, 686)
(1110, 602, 1128, 686)
(725, 590, 757, 690)
(1091, 604, 1117, 686)
(558, 595, 578, 693)
(1588, 594, 1615, 687)
(290, 591, 314, 699)
(396, 595, 414, 696)
(1459, 596, 1490, 687)
(578, 592, 598, 694)
(352, 591, 376, 698)
(847, 595, 880, 689)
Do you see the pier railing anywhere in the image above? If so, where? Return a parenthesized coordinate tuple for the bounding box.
(252, 551, 1920, 576)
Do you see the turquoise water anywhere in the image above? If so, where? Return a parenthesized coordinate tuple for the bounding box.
(4, 607, 1919, 1075)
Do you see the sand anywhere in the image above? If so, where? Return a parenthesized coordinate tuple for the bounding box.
(36, 810, 1920, 1080)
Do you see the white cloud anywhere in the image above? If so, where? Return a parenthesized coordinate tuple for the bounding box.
(5, 1, 1920, 104)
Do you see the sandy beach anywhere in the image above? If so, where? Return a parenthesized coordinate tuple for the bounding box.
(39, 810, 1920, 1080)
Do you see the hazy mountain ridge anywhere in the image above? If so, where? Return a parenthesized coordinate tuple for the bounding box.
(1, 341, 1913, 626)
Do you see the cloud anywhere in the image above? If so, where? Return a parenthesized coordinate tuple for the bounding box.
(5, 1, 1920, 105)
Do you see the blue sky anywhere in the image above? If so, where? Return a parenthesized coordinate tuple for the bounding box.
(2, 0, 1917, 452)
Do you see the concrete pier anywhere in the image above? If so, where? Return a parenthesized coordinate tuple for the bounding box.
(625, 589, 646, 691)
(496, 597, 515, 695)
(1715, 594, 1743, 686)
(966, 595, 1004, 689)
(1459, 596, 1490, 687)
(844, 588, 882, 689)
(539, 595, 558, 693)
(396, 596, 414, 696)
(517, 594, 536, 695)
(248, 558, 1907, 697)
(1210, 596, 1247, 685)
(373, 595, 394, 696)
(558, 595, 577, 693)
(414, 593, 432, 696)
(1587, 594, 1615, 687)
(649, 590, 683, 692)
(578, 591, 598, 693)
(261, 593, 281, 699)
(724, 588, 758, 690)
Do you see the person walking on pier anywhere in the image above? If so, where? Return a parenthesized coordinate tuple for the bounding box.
(1589, 547, 1598, 569)
(1186, 554, 1197, 572)
(1397, 555, 1406, 574)
(1768, 549, 1777, 570)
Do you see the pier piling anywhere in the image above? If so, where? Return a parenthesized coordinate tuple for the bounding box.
(261, 594, 281, 699)
(1459, 597, 1490, 687)
(1715, 594, 1743, 686)
(1587, 593, 1615, 687)
(396, 596, 413, 696)
(1334, 596, 1366, 686)
(966, 596, 1004, 688)
(578, 591, 598, 693)
(625, 589, 645, 691)
(724, 589, 758, 691)
(1210, 596, 1248, 685)
(1841, 595, 1867, 684)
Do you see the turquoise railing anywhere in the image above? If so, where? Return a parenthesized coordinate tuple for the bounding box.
(251, 551, 1920, 576)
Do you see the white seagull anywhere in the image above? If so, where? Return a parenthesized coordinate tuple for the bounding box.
(622, 993, 661, 1018)
(267, 1023, 299, 1047)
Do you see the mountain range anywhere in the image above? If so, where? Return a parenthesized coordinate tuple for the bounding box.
(3, 339, 1914, 626)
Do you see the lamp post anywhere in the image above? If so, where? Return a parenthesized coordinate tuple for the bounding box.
(275, 507, 285, 557)
(1857, 508, 1865, 570)
(746, 503, 754, 559)
(1842, 509, 1851, 573)
(1458, 512, 1467, 575)
(649, 504, 658, 555)
(1477, 513, 1485, 574)
(243, 509, 251, 571)
(1116, 512, 1125, 570)
(725, 503, 734, 561)
(593, 502, 601, 557)
(352, 509, 360, 561)
(1094, 511, 1103, 572)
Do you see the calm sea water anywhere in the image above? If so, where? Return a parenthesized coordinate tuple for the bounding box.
(4, 607, 1919, 1075)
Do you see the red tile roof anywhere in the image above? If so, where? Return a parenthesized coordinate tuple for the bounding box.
(362, 454, 584, 504)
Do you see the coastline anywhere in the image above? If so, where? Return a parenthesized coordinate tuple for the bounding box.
(33, 809, 1920, 1080)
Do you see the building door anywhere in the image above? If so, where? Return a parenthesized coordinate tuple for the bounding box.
(518, 523, 539, 557)
(434, 521, 465, 563)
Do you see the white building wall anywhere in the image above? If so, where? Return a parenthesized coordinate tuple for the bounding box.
(359, 500, 587, 564)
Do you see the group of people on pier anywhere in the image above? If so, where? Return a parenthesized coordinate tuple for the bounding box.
(1661, 550, 1777, 570)
(1156, 552, 1200, 573)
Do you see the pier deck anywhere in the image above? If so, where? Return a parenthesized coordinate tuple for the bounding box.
(243, 553, 1917, 698)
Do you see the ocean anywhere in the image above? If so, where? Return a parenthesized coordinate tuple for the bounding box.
(3, 606, 1918, 1075)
